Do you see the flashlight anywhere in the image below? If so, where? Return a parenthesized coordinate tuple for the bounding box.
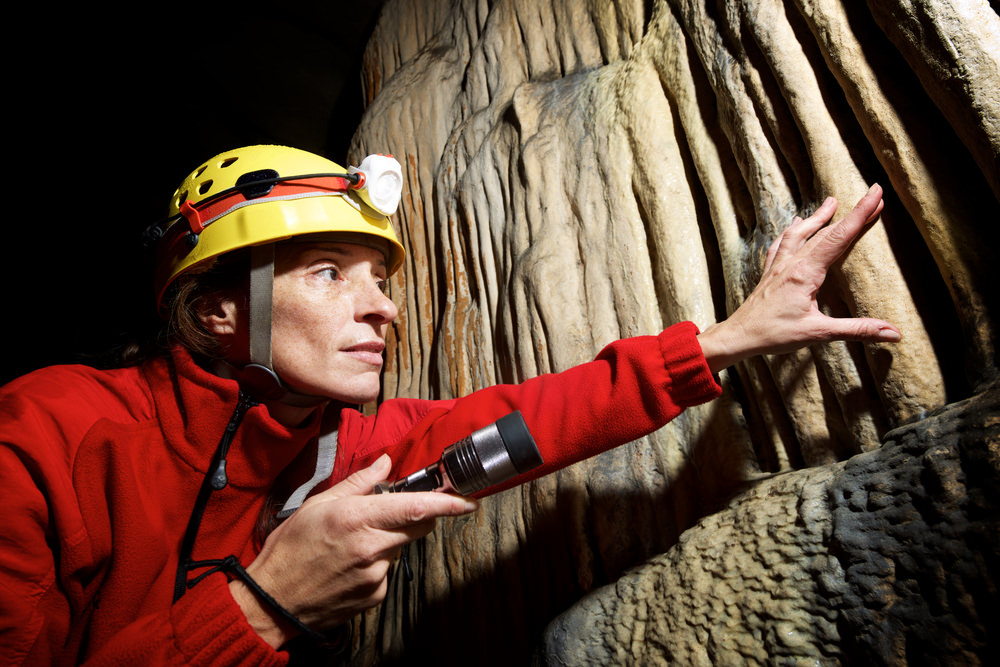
(374, 411, 543, 495)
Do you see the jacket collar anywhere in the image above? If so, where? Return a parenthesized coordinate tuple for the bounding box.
(142, 347, 323, 489)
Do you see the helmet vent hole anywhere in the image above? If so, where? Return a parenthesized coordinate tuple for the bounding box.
(198, 180, 214, 195)
(220, 157, 239, 169)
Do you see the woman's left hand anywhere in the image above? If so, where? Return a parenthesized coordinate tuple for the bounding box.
(697, 183, 901, 373)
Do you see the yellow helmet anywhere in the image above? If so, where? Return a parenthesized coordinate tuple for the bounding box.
(149, 144, 405, 310)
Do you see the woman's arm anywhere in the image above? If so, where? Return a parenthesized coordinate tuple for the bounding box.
(230, 185, 902, 647)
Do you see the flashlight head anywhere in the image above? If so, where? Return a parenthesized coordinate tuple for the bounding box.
(373, 411, 543, 496)
(441, 411, 542, 495)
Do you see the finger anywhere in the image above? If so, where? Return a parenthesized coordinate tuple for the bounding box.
(865, 197, 884, 224)
(786, 197, 838, 244)
(324, 454, 393, 500)
(809, 184, 883, 268)
(363, 491, 479, 534)
(768, 197, 838, 270)
(800, 196, 838, 228)
(815, 314, 901, 344)
(763, 217, 798, 273)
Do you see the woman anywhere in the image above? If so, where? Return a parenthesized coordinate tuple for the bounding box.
(0, 145, 899, 665)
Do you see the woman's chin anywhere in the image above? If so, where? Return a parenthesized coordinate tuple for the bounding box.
(302, 381, 382, 406)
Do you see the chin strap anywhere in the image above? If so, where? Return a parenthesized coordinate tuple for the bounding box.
(248, 244, 276, 380)
(244, 245, 338, 518)
(241, 246, 348, 519)
(239, 244, 327, 408)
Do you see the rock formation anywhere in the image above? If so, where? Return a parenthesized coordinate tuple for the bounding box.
(543, 384, 999, 665)
(346, 0, 1000, 664)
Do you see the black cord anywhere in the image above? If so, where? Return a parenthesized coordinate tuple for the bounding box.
(144, 171, 361, 248)
(190, 555, 349, 653)
(172, 392, 257, 602)
(400, 543, 413, 581)
(171, 392, 350, 654)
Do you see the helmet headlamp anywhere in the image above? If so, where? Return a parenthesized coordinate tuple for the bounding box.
(348, 154, 403, 216)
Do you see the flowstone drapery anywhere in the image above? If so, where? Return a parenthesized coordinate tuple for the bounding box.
(346, 1, 999, 664)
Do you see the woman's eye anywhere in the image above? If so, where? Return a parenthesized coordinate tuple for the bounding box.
(375, 278, 388, 293)
(321, 267, 341, 281)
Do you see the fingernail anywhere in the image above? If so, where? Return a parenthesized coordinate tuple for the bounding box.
(878, 327, 900, 342)
(460, 498, 479, 513)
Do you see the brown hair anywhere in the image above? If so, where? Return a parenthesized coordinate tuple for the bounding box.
(162, 249, 250, 360)
(98, 250, 251, 369)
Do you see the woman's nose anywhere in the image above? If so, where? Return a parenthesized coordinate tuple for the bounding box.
(357, 281, 398, 324)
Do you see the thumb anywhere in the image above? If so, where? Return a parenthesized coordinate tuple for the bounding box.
(326, 454, 393, 499)
(824, 316, 901, 344)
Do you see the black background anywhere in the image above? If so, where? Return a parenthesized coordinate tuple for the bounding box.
(4, 4, 384, 385)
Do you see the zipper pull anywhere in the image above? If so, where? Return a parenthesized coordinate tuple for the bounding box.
(210, 459, 228, 490)
(210, 392, 258, 491)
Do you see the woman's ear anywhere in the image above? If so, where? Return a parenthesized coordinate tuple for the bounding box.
(197, 295, 240, 337)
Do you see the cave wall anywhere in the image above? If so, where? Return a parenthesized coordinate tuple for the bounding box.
(346, 0, 1000, 664)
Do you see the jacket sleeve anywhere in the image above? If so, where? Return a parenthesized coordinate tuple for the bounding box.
(79, 576, 288, 667)
(0, 370, 96, 666)
(0, 373, 288, 667)
(335, 321, 722, 491)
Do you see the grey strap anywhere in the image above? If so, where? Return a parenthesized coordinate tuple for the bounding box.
(249, 244, 275, 369)
(240, 243, 328, 407)
(277, 427, 338, 519)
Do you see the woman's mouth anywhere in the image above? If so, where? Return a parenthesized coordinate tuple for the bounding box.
(343, 341, 385, 366)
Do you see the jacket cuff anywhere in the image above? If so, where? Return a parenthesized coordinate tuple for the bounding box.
(170, 573, 287, 667)
(658, 321, 723, 407)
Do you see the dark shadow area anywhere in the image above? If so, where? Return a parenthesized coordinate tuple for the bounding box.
(837, 0, 998, 398)
(3, 2, 384, 386)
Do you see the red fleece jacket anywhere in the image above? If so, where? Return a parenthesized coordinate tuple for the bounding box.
(0, 321, 719, 665)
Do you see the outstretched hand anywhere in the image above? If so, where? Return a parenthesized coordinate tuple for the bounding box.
(230, 454, 478, 648)
(697, 184, 901, 373)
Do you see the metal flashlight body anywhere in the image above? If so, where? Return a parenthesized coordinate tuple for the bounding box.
(374, 411, 542, 495)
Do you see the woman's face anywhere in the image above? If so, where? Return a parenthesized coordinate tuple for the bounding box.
(269, 241, 398, 404)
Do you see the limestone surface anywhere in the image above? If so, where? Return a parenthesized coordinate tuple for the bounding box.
(346, 0, 1000, 664)
(542, 382, 999, 665)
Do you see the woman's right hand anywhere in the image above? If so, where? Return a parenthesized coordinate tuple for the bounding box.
(696, 184, 900, 373)
(229, 454, 478, 648)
